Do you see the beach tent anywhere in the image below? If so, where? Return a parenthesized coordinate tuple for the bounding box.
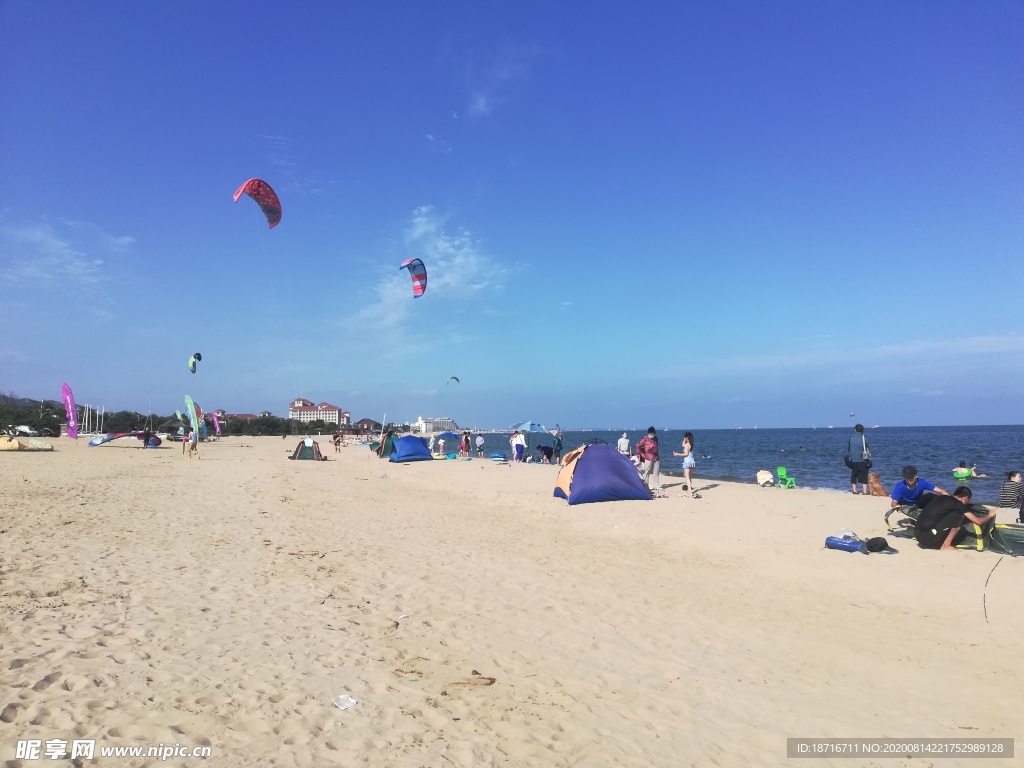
(390, 435, 433, 463)
(374, 432, 398, 458)
(289, 438, 326, 461)
(553, 444, 651, 505)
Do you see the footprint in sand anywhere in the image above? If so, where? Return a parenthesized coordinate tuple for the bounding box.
(32, 672, 63, 691)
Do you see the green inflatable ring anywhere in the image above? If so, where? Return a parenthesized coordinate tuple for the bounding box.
(952, 469, 972, 480)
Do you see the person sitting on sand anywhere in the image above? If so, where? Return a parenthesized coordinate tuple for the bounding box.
(890, 465, 946, 508)
(999, 471, 1023, 519)
(535, 445, 554, 464)
(915, 486, 996, 551)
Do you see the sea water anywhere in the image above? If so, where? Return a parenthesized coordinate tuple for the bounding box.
(476, 426, 1024, 504)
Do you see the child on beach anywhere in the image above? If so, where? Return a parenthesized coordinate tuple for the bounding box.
(672, 432, 699, 498)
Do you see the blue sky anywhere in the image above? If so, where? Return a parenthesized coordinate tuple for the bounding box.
(2, 1, 1022, 429)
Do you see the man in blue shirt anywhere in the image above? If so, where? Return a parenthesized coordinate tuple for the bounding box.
(891, 465, 948, 508)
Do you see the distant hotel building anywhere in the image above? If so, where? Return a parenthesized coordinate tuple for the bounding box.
(288, 398, 350, 426)
(412, 416, 459, 433)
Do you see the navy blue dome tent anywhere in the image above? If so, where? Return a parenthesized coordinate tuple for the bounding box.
(553, 443, 651, 505)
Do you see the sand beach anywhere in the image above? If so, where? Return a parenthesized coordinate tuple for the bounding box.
(2, 436, 1022, 767)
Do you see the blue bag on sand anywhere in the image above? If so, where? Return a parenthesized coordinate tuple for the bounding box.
(825, 536, 868, 554)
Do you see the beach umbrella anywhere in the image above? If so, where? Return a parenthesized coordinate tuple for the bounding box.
(515, 421, 553, 435)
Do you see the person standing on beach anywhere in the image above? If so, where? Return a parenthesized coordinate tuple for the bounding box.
(845, 424, 871, 495)
(672, 432, 698, 497)
(552, 431, 563, 464)
(617, 432, 630, 456)
(512, 431, 526, 463)
(475, 434, 485, 458)
(636, 427, 662, 495)
(461, 431, 471, 458)
(188, 428, 200, 460)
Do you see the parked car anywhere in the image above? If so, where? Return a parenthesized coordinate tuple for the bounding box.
(6, 425, 39, 436)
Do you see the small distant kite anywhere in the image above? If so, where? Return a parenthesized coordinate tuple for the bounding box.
(234, 178, 282, 228)
(399, 258, 427, 297)
(849, 412, 855, 417)
(188, 352, 202, 374)
(447, 376, 460, 386)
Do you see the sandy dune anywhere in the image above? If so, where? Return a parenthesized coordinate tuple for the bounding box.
(2, 436, 1021, 767)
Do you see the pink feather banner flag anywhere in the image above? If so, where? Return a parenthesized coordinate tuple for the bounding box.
(211, 411, 221, 436)
(61, 383, 78, 440)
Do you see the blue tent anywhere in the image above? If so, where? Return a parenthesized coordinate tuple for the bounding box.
(390, 435, 433, 462)
(553, 444, 650, 505)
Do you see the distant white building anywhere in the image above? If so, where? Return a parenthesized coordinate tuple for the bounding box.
(412, 416, 459, 433)
(288, 398, 349, 426)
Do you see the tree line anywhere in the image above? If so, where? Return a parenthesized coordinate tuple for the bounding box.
(0, 401, 352, 437)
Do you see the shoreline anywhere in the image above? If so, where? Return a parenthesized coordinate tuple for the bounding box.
(2, 436, 1021, 766)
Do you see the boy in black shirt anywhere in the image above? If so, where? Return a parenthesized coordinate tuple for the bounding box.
(916, 486, 996, 551)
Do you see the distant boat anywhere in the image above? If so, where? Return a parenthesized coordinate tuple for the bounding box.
(828, 425, 833, 429)
(871, 424, 879, 429)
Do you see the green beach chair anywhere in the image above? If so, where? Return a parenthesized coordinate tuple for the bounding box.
(776, 466, 797, 489)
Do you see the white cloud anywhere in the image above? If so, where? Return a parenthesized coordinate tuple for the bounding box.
(0, 218, 132, 299)
(468, 92, 493, 119)
(404, 206, 502, 295)
(339, 206, 503, 360)
(463, 42, 541, 120)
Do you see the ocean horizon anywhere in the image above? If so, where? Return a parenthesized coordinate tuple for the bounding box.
(479, 425, 1024, 504)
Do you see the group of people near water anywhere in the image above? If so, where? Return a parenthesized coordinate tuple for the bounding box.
(845, 423, 1022, 552)
(616, 427, 700, 500)
(507, 430, 563, 464)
